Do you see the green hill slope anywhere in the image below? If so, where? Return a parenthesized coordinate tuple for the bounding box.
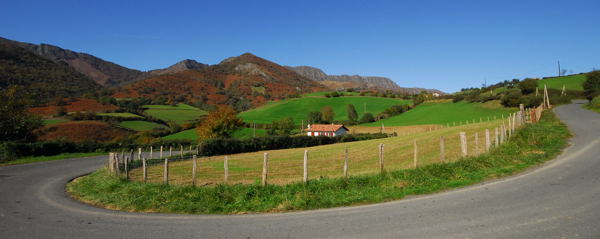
(538, 74, 586, 91)
(362, 101, 516, 126)
(239, 96, 411, 124)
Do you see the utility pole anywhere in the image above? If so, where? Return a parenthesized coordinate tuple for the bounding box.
(558, 61, 561, 77)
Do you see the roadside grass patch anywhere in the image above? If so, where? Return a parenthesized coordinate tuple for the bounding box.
(68, 111, 569, 214)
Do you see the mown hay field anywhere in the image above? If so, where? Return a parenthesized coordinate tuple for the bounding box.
(131, 119, 509, 186)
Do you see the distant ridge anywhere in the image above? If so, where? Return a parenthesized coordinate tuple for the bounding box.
(0, 37, 146, 86)
(287, 65, 443, 94)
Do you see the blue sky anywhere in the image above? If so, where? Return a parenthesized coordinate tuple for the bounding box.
(1, 0, 599, 92)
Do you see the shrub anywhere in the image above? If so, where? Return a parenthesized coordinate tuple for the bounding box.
(591, 96, 600, 108)
(501, 90, 523, 107)
(360, 112, 375, 123)
(518, 78, 538, 95)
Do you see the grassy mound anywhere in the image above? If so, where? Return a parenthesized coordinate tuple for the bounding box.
(239, 96, 411, 124)
(68, 111, 569, 214)
(362, 101, 515, 126)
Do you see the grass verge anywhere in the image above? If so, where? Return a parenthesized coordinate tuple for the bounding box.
(1, 152, 106, 166)
(583, 104, 600, 114)
(68, 111, 569, 214)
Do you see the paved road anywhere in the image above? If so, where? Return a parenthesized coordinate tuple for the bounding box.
(1, 102, 600, 239)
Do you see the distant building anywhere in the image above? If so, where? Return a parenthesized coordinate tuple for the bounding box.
(432, 92, 441, 97)
(304, 124, 349, 137)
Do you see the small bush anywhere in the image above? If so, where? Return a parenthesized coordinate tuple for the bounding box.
(591, 96, 600, 108)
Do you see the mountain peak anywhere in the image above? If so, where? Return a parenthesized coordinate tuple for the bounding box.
(149, 59, 207, 75)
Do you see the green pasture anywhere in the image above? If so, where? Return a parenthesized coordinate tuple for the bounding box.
(239, 96, 411, 124)
(538, 74, 586, 91)
(118, 121, 167, 131)
(362, 101, 516, 126)
(97, 112, 143, 118)
(143, 104, 207, 124)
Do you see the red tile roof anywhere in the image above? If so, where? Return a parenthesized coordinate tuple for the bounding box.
(304, 124, 348, 132)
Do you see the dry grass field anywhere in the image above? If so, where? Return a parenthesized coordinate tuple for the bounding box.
(130, 119, 510, 186)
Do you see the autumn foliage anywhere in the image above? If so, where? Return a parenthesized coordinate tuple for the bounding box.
(196, 106, 243, 140)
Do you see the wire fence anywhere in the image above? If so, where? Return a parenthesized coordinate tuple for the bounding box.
(107, 106, 545, 186)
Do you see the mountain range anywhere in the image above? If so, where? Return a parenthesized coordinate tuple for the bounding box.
(287, 66, 443, 95)
(0, 36, 442, 109)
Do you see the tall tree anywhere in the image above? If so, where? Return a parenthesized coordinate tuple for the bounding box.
(584, 71, 600, 100)
(0, 86, 42, 142)
(196, 106, 243, 140)
(346, 104, 358, 122)
(321, 106, 335, 123)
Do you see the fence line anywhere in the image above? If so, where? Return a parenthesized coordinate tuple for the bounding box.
(107, 106, 546, 186)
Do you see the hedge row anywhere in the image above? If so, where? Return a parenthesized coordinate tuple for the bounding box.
(198, 133, 388, 157)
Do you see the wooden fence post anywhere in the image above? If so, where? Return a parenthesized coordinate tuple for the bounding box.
(142, 157, 147, 183)
(508, 117, 512, 138)
(303, 150, 309, 184)
(163, 158, 169, 184)
(485, 129, 491, 152)
(494, 127, 499, 147)
(474, 132, 479, 155)
(379, 144, 385, 173)
(108, 153, 114, 175)
(180, 145, 183, 158)
(413, 140, 418, 168)
(192, 155, 197, 187)
(138, 148, 142, 161)
(460, 132, 467, 157)
(440, 136, 445, 162)
(115, 154, 120, 176)
(224, 156, 229, 184)
(150, 146, 153, 159)
(500, 124, 505, 143)
(160, 146, 163, 159)
(262, 153, 268, 187)
(343, 147, 349, 178)
(169, 146, 172, 157)
(189, 145, 192, 154)
(124, 156, 129, 180)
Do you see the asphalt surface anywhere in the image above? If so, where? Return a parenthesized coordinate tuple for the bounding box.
(1, 102, 599, 239)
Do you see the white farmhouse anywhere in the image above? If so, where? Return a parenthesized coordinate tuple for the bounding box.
(304, 124, 349, 137)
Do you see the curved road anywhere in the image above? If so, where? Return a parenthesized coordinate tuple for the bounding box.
(1, 102, 600, 238)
